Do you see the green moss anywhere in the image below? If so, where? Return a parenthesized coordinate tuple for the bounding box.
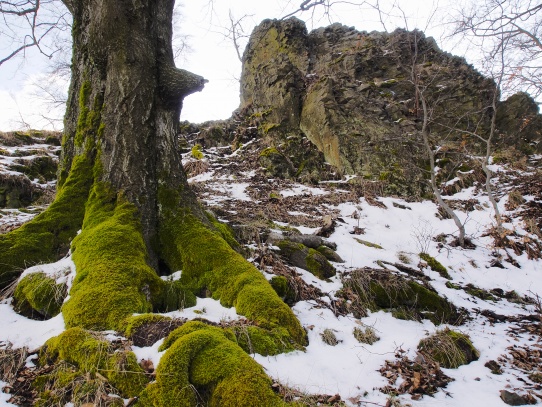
(344, 270, 461, 325)
(418, 328, 479, 368)
(40, 328, 149, 398)
(34, 362, 124, 407)
(74, 81, 97, 148)
(277, 240, 336, 280)
(62, 182, 168, 330)
(140, 322, 285, 406)
(315, 245, 343, 262)
(260, 122, 280, 134)
(10, 156, 57, 182)
(270, 276, 296, 305)
(465, 284, 497, 301)
(270, 276, 288, 297)
(227, 324, 297, 355)
(445, 281, 461, 290)
(371, 280, 458, 324)
(154, 279, 197, 312)
(354, 238, 384, 249)
(420, 253, 451, 280)
(13, 272, 66, 319)
(0, 154, 93, 289)
(305, 247, 336, 279)
(191, 144, 204, 159)
(158, 187, 307, 350)
(259, 146, 280, 158)
(205, 211, 241, 252)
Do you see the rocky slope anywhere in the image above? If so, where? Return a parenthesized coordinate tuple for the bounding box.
(1, 19, 542, 407)
(191, 18, 542, 199)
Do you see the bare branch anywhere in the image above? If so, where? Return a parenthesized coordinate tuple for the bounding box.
(0, 0, 71, 67)
(449, 0, 542, 100)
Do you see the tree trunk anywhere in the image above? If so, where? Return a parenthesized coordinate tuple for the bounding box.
(0, 2, 305, 403)
(60, 0, 207, 269)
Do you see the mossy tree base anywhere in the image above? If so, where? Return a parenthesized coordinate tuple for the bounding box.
(0, 1, 308, 404)
(0, 154, 93, 289)
(37, 328, 149, 403)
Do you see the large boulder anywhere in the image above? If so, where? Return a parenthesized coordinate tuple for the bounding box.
(238, 19, 542, 197)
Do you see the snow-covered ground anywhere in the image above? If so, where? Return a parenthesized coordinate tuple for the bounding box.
(1, 139, 541, 406)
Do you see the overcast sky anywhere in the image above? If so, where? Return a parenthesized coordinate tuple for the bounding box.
(0, 0, 456, 131)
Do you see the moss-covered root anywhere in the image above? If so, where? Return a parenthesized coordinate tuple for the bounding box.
(62, 182, 171, 330)
(140, 322, 285, 407)
(13, 272, 67, 319)
(417, 328, 480, 368)
(159, 199, 307, 348)
(0, 155, 93, 289)
(40, 328, 149, 398)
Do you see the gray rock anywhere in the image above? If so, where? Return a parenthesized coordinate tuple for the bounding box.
(500, 390, 529, 406)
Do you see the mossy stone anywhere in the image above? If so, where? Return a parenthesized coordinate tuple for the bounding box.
(13, 272, 67, 319)
(418, 328, 480, 368)
(316, 245, 344, 262)
(277, 240, 336, 279)
(343, 269, 462, 325)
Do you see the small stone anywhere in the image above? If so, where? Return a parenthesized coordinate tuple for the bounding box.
(500, 390, 529, 406)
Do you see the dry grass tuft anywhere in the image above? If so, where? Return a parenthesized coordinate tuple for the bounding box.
(353, 326, 380, 345)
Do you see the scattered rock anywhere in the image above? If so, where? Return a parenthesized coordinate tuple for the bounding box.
(485, 360, 503, 374)
(276, 240, 336, 279)
(500, 390, 533, 406)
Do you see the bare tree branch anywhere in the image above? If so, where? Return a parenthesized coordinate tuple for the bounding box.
(0, 0, 70, 67)
(450, 0, 542, 101)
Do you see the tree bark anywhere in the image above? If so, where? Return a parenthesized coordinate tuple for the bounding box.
(0, 4, 306, 402)
(59, 0, 206, 269)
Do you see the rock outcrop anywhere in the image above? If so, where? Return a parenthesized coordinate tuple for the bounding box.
(0, 131, 61, 208)
(236, 18, 542, 197)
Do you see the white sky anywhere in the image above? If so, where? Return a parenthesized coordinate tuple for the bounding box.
(0, 0, 457, 131)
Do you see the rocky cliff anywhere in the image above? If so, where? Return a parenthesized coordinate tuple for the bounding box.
(186, 18, 542, 198)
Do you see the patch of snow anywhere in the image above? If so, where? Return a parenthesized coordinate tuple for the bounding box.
(280, 185, 328, 197)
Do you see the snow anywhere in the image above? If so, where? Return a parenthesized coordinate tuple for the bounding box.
(280, 185, 329, 197)
(0, 384, 16, 407)
(0, 303, 66, 350)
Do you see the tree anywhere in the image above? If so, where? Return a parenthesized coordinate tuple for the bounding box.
(0, 0, 70, 66)
(451, 0, 542, 101)
(407, 30, 468, 247)
(449, 0, 542, 241)
(0, 1, 305, 404)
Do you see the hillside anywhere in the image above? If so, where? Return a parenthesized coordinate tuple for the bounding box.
(1, 18, 542, 407)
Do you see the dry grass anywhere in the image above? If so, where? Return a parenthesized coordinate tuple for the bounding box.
(0, 342, 29, 384)
(353, 326, 380, 345)
(183, 159, 210, 177)
(506, 189, 526, 211)
(320, 329, 339, 346)
(273, 380, 345, 406)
